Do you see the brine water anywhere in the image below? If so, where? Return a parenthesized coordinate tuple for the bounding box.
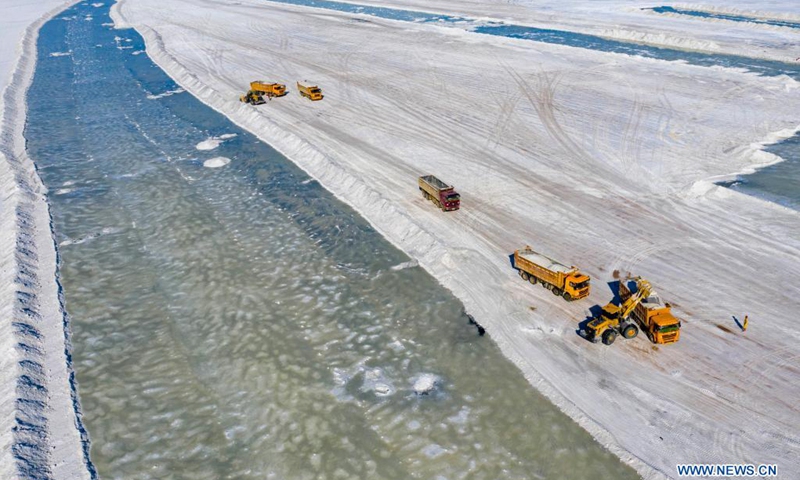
(25, 2, 638, 479)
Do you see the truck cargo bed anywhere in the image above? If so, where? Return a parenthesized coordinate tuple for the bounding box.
(517, 250, 573, 274)
(419, 175, 451, 191)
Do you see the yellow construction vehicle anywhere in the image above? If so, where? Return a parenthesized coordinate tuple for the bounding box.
(620, 280, 681, 344)
(582, 277, 680, 345)
(297, 81, 323, 101)
(514, 246, 590, 301)
(240, 90, 266, 105)
(250, 81, 287, 97)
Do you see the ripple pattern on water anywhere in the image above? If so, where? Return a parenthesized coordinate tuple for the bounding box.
(25, 3, 640, 479)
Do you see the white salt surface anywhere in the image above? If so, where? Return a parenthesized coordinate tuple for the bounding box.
(412, 373, 440, 395)
(146, 86, 184, 99)
(203, 156, 231, 168)
(0, 0, 94, 478)
(196, 138, 222, 150)
(112, 0, 800, 477)
(196, 133, 237, 150)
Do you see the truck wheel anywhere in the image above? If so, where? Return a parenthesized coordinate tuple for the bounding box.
(622, 324, 639, 339)
(552, 287, 562, 296)
(602, 329, 617, 345)
(528, 276, 537, 285)
(520, 271, 530, 281)
(562, 292, 572, 301)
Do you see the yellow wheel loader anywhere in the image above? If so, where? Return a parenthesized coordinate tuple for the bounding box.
(582, 277, 681, 346)
(239, 90, 266, 105)
(582, 277, 651, 345)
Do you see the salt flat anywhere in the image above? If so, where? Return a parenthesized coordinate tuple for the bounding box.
(111, 0, 800, 477)
(0, 0, 94, 478)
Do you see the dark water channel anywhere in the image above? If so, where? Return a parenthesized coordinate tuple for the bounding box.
(648, 6, 800, 30)
(25, 2, 640, 479)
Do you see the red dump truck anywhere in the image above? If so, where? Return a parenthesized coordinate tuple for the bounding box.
(514, 246, 590, 301)
(418, 175, 460, 211)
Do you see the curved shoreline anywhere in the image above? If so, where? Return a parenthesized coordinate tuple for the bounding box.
(110, 0, 800, 478)
(109, 3, 666, 478)
(1, 0, 795, 477)
(0, 1, 95, 478)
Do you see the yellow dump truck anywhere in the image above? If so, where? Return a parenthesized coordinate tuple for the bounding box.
(620, 280, 681, 344)
(250, 81, 287, 97)
(297, 81, 323, 101)
(513, 246, 590, 301)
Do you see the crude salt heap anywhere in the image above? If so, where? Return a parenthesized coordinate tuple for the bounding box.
(413, 374, 439, 395)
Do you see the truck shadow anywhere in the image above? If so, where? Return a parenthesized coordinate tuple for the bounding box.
(577, 305, 603, 342)
(507, 253, 516, 270)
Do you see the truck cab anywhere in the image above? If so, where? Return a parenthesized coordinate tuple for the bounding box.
(297, 81, 323, 101)
(638, 295, 681, 344)
(441, 191, 460, 211)
(565, 274, 590, 300)
(305, 87, 323, 100)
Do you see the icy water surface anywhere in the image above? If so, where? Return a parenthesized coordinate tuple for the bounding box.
(26, 2, 639, 479)
(719, 134, 800, 210)
(268, 0, 800, 80)
(648, 6, 800, 30)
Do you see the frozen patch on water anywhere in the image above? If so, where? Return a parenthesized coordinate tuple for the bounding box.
(332, 363, 398, 400)
(50, 51, 73, 57)
(203, 157, 231, 168)
(196, 134, 237, 151)
(55, 188, 74, 195)
(448, 406, 470, 426)
(362, 367, 395, 397)
(300, 178, 315, 185)
(132, 50, 145, 55)
(92, 2, 104, 6)
(196, 139, 222, 151)
(390, 259, 418, 271)
(59, 227, 123, 246)
(113, 36, 136, 50)
(422, 443, 447, 459)
(412, 373, 440, 395)
(146, 87, 185, 100)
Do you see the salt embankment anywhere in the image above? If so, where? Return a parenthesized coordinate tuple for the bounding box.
(0, 0, 95, 477)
